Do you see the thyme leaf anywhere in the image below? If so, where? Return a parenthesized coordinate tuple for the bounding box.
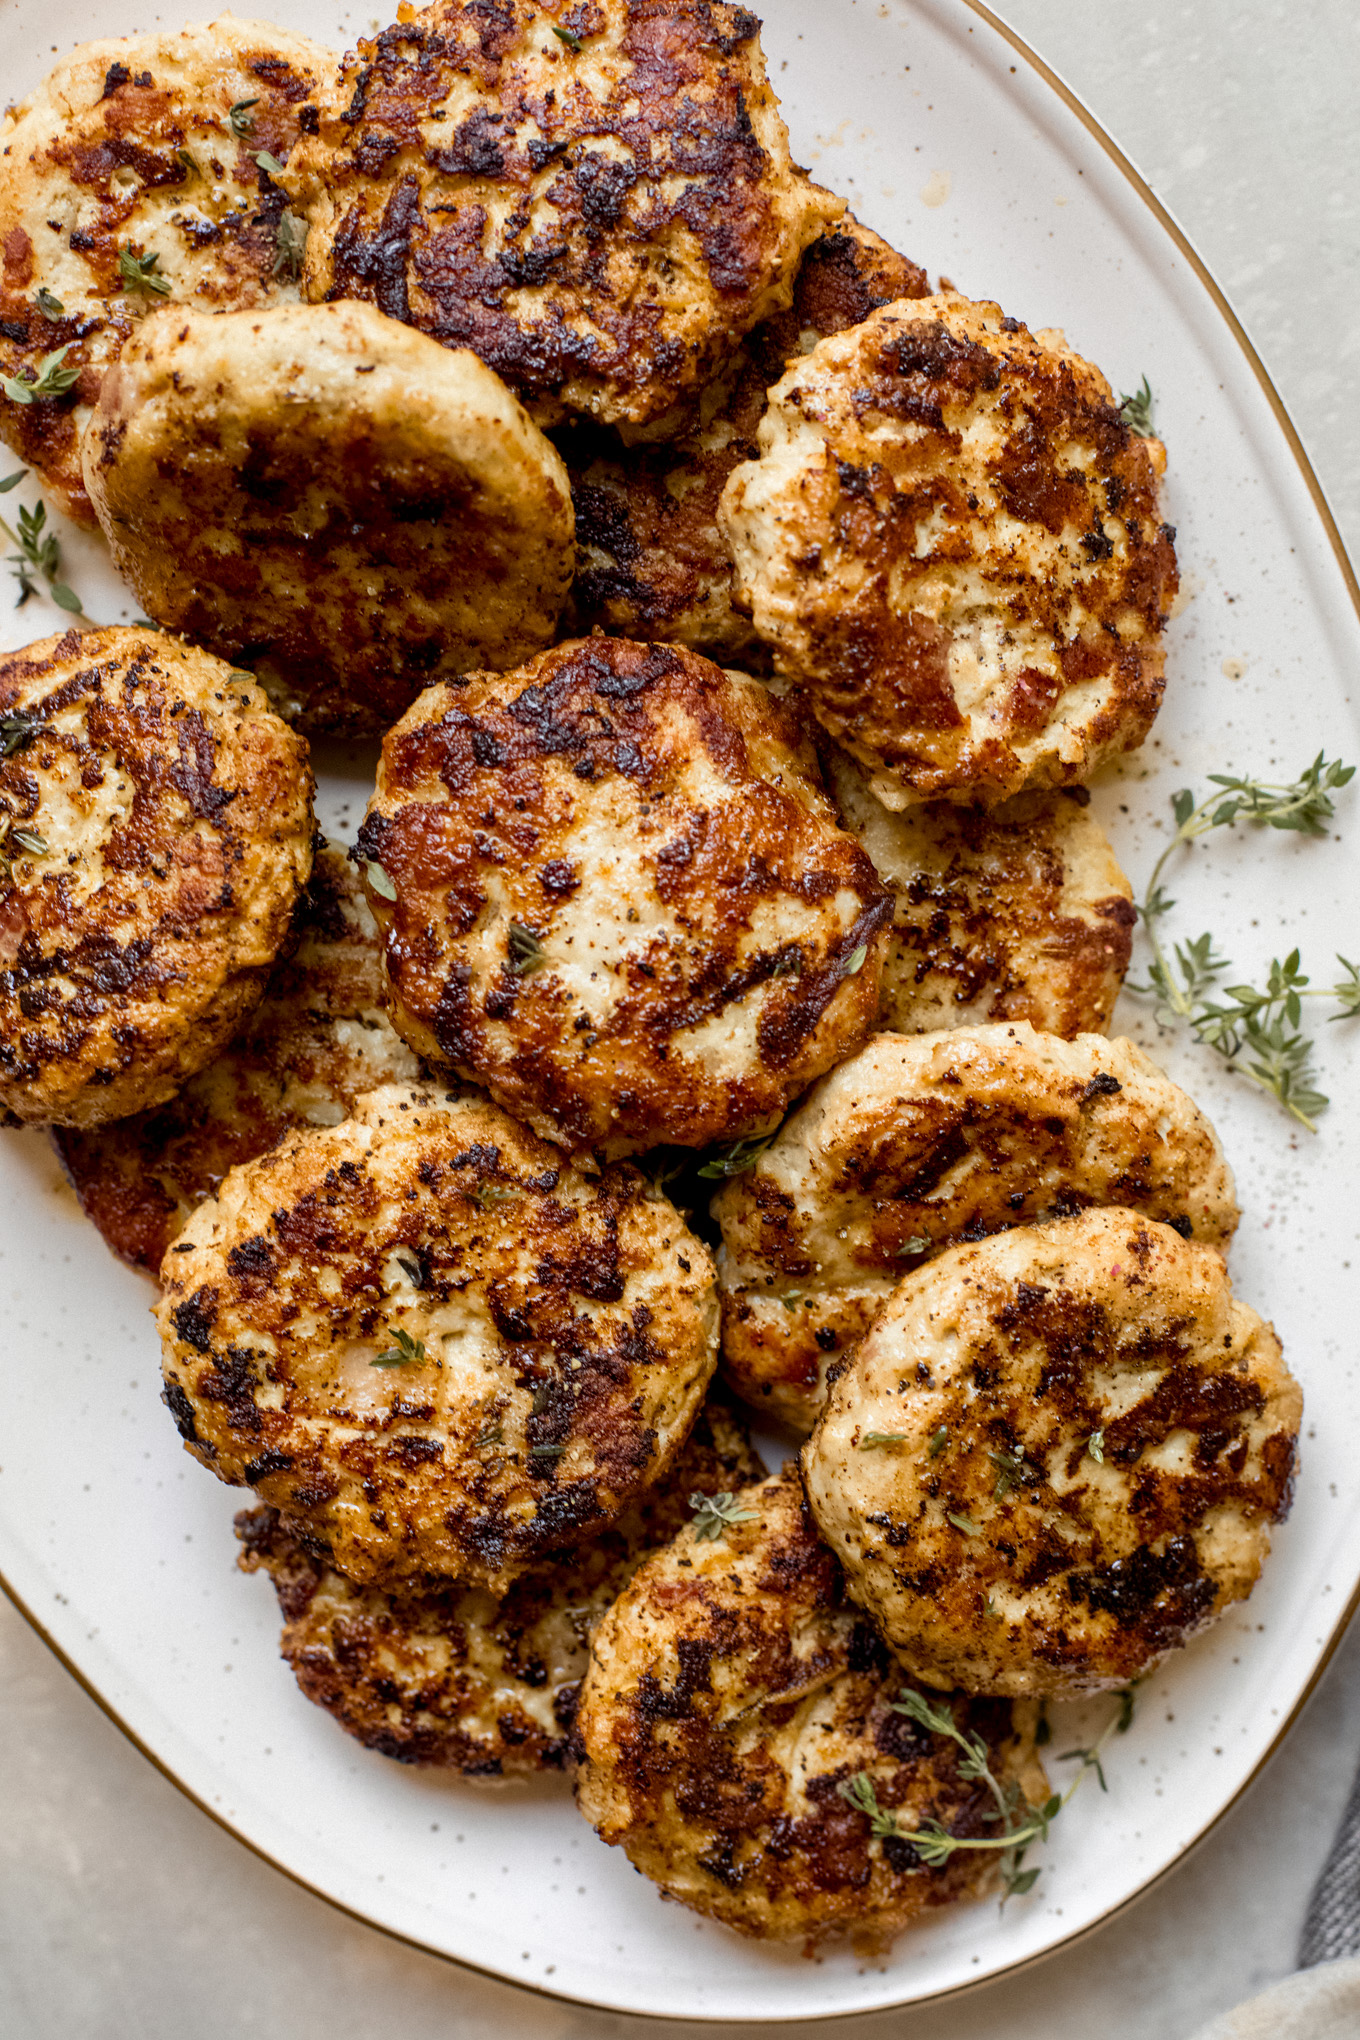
(119, 246, 172, 297)
(0, 470, 25, 493)
(0, 816, 49, 879)
(696, 1131, 777, 1179)
(474, 1181, 519, 1209)
(273, 211, 308, 279)
(507, 919, 547, 975)
(1087, 1429, 1105, 1464)
(254, 149, 288, 178)
(927, 1423, 949, 1458)
(35, 288, 65, 320)
(897, 1233, 931, 1257)
(228, 97, 259, 137)
(1119, 376, 1155, 436)
(472, 1421, 503, 1449)
(860, 1430, 912, 1449)
(1, 345, 80, 405)
(946, 1509, 980, 1536)
(689, 1490, 757, 1541)
(0, 710, 41, 757)
(371, 1326, 427, 1368)
(365, 860, 397, 901)
(552, 23, 582, 48)
(841, 943, 868, 978)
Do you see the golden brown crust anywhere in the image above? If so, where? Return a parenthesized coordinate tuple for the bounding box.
(803, 1211, 1301, 1697)
(235, 1388, 764, 1774)
(824, 749, 1136, 1037)
(357, 638, 891, 1158)
(54, 845, 423, 1271)
(714, 1026, 1240, 1435)
(0, 627, 313, 1127)
(563, 214, 929, 656)
(157, 1083, 719, 1591)
(719, 295, 1178, 807)
(82, 300, 576, 739)
(283, 0, 840, 430)
(574, 1465, 1047, 1943)
(0, 18, 333, 523)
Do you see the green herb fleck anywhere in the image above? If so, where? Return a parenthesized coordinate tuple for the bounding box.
(0, 818, 49, 879)
(1119, 376, 1155, 436)
(860, 1430, 912, 1449)
(946, 1509, 980, 1537)
(696, 1131, 777, 1180)
(528, 1441, 566, 1456)
(228, 97, 259, 137)
(119, 246, 172, 297)
(0, 470, 25, 494)
(371, 1327, 427, 1368)
(507, 920, 547, 975)
(273, 211, 308, 280)
(552, 23, 582, 48)
(2, 345, 80, 405)
(472, 1422, 503, 1449)
(255, 149, 288, 179)
(1087, 1429, 1105, 1464)
(989, 1448, 1033, 1501)
(897, 1233, 931, 1258)
(770, 946, 803, 977)
(35, 288, 64, 320)
(835, 1770, 903, 1841)
(778, 1289, 804, 1312)
(841, 943, 868, 978)
(176, 148, 199, 179)
(0, 710, 40, 757)
(689, 1490, 758, 1541)
(474, 1181, 519, 1210)
(366, 861, 397, 902)
(927, 1423, 949, 1458)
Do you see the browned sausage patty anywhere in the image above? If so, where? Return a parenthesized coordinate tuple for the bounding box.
(0, 626, 313, 1127)
(235, 1387, 764, 1774)
(713, 1025, 1238, 1432)
(803, 1211, 1300, 1697)
(157, 1083, 719, 1591)
(823, 747, 1136, 1037)
(282, 0, 840, 430)
(54, 844, 422, 1271)
(82, 299, 576, 739)
(574, 1464, 1047, 1944)
(0, 18, 333, 524)
(356, 637, 891, 1157)
(720, 295, 1178, 806)
(562, 213, 928, 658)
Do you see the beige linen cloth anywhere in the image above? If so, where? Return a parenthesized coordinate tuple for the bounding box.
(1187, 1958, 1360, 2038)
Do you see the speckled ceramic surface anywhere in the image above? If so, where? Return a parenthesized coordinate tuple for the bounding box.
(0, 0, 1357, 2020)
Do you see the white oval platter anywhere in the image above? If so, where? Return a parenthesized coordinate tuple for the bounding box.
(1, 0, 1358, 2020)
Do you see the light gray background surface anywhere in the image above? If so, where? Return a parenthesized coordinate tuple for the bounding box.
(4, 2, 1359, 2034)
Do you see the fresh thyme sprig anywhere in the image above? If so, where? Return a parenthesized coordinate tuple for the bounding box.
(1, 499, 85, 615)
(1, 344, 80, 405)
(1119, 376, 1155, 436)
(689, 1490, 757, 1541)
(837, 1683, 1136, 1902)
(371, 1326, 427, 1368)
(1128, 753, 1358, 1130)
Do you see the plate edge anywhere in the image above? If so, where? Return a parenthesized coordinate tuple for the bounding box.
(2, 0, 1358, 2021)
